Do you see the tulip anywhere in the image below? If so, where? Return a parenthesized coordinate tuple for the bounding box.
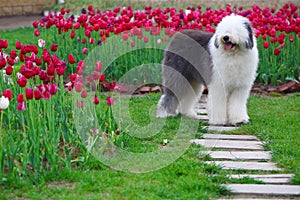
(17, 76, 28, 87)
(130, 40, 135, 47)
(106, 97, 115, 106)
(49, 84, 58, 95)
(38, 39, 46, 48)
(68, 53, 76, 64)
(17, 101, 26, 111)
(93, 95, 100, 105)
(25, 88, 34, 100)
(74, 81, 83, 92)
(50, 43, 58, 52)
(3, 89, 13, 101)
(95, 61, 102, 72)
(263, 41, 269, 49)
(5, 65, 13, 75)
(81, 90, 88, 98)
(82, 48, 88, 54)
(34, 29, 40, 37)
(99, 74, 105, 82)
(17, 94, 24, 103)
(274, 48, 281, 56)
(0, 96, 9, 110)
(15, 40, 21, 49)
(34, 89, 41, 100)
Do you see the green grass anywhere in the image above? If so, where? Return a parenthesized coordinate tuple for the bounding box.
(1, 94, 300, 199)
(229, 94, 300, 184)
(1, 94, 229, 200)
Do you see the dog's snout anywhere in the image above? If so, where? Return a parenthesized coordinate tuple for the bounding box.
(223, 35, 230, 42)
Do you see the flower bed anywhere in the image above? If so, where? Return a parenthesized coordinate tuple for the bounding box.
(0, 3, 299, 180)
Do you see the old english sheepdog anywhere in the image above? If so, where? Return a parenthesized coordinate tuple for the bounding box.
(156, 14, 259, 125)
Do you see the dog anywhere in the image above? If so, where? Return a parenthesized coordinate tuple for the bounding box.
(156, 14, 259, 126)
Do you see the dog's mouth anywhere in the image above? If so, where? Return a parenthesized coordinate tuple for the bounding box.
(224, 42, 236, 51)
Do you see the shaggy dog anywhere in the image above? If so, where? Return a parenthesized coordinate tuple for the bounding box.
(156, 14, 259, 126)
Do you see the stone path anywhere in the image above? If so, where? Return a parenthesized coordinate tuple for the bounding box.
(191, 95, 300, 199)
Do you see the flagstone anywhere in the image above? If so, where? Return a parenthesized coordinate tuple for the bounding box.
(208, 126, 238, 132)
(191, 139, 264, 150)
(228, 174, 294, 184)
(206, 161, 282, 171)
(201, 151, 271, 160)
(225, 184, 300, 196)
(202, 133, 259, 141)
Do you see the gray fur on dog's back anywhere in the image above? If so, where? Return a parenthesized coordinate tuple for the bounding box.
(157, 30, 214, 117)
(163, 30, 213, 88)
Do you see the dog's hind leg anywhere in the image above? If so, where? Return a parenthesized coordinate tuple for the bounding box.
(179, 82, 204, 118)
(156, 89, 179, 118)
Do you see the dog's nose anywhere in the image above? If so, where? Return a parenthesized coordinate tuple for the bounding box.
(223, 35, 230, 42)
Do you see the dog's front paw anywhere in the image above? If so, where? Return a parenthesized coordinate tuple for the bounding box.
(228, 118, 249, 126)
(209, 119, 228, 126)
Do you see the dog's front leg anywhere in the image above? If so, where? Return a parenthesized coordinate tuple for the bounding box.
(228, 87, 250, 125)
(207, 83, 228, 125)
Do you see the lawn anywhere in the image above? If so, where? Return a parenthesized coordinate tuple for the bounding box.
(0, 1, 299, 199)
(1, 94, 300, 199)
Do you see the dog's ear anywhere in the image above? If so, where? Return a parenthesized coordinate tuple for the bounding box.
(214, 35, 219, 48)
(244, 22, 254, 49)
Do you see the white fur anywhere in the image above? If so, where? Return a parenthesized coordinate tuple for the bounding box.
(207, 15, 259, 125)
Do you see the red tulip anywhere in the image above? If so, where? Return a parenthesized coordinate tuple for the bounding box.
(93, 95, 100, 105)
(130, 40, 135, 47)
(17, 76, 28, 87)
(17, 94, 24, 103)
(15, 40, 22, 49)
(34, 89, 42, 100)
(69, 73, 78, 83)
(99, 74, 105, 82)
(106, 97, 115, 106)
(5, 65, 13, 75)
(68, 53, 76, 64)
(122, 33, 129, 41)
(25, 88, 34, 100)
(82, 48, 88, 54)
(81, 90, 88, 98)
(263, 41, 269, 49)
(76, 100, 84, 108)
(0, 58, 6, 70)
(143, 36, 149, 43)
(17, 101, 26, 111)
(34, 29, 40, 37)
(10, 50, 17, 59)
(274, 48, 281, 56)
(50, 43, 58, 52)
(74, 81, 83, 92)
(3, 89, 12, 100)
(70, 30, 75, 39)
(49, 84, 58, 95)
(32, 20, 39, 28)
(95, 61, 102, 72)
(85, 29, 91, 37)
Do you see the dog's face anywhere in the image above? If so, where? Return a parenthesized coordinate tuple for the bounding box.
(214, 14, 254, 52)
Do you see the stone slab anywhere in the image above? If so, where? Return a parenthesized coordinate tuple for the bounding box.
(228, 174, 294, 184)
(191, 139, 264, 150)
(195, 108, 207, 114)
(195, 103, 206, 109)
(201, 151, 271, 160)
(225, 184, 300, 196)
(208, 126, 238, 132)
(206, 161, 282, 171)
(202, 134, 259, 141)
(197, 115, 209, 121)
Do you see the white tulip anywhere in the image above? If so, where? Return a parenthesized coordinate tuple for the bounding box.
(0, 96, 9, 110)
